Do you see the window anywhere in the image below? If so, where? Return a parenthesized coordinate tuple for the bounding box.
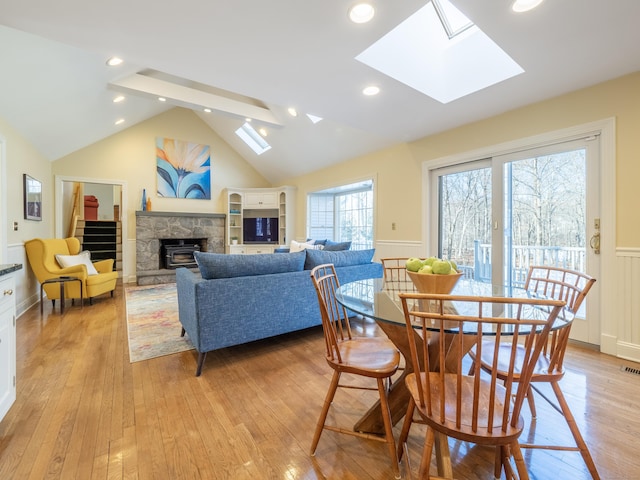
(235, 122, 271, 155)
(307, 180, 374, 250)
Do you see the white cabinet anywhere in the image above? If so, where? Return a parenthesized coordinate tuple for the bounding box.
(224, 187, 296, 254)
(244, 192, 278, 209)
(244, 245, 275, 255)
(228, 245, 276, 255)
(0, 274, 16, 422)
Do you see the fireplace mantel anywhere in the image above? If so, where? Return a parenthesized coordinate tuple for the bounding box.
(135, 211, 225, 219)
(135, 211, 225, 285)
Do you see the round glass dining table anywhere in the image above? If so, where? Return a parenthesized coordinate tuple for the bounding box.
(336, 276, 570, 332)
(334, 276, 570, 435)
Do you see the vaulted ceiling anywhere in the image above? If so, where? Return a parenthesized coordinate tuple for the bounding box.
(2, 0, 640, 184)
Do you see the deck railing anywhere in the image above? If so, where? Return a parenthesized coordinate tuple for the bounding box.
(463, 240, 586, 286)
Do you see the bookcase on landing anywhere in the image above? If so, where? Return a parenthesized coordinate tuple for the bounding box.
(223, 186, 296, 254)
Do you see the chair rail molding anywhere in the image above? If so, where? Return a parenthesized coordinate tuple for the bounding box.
(374, 240, 423, 263)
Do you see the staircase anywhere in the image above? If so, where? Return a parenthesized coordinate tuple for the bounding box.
(75, 220, 122, 274)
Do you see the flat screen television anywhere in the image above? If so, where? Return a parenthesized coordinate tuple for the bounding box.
(243, 217, 279, 244)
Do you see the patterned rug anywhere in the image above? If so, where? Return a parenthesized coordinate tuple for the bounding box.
(125, 283, 194, 363)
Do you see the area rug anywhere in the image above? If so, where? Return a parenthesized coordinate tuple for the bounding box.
(125, 283, 194, 363)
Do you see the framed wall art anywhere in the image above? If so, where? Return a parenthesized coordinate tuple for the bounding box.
(156, 137, 211, 199)
(23, 174, 42, 221)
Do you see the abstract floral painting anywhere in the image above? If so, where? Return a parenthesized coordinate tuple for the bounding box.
(156, 137, 211, 199)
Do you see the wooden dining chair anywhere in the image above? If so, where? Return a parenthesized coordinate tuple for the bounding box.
(381, 257, 415, 300)
(396, 292, 565, 479)
(309, 264, 402, 479)
(470, 266, 599, 479)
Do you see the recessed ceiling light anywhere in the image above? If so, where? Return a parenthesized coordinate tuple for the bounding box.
(362, 85, 380, 96)
(349, 3, 375, 24)
(112, 95, 125, 103)
(158, 97, 166, 102)
(245, 117, 252, 122)
(287, 107, 298, 117)
(106, 56, 123, 67)
(512, 0, 544, 12)
(204, 108, 212, 113)
(115, 118, 125, 125)
(259, 128, 268, 137)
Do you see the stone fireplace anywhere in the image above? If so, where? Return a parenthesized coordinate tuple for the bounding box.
(136, 211, 225, 285)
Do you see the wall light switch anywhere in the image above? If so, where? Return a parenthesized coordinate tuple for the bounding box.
(391, 222, 396, 231)
(13, 222, 18, 231)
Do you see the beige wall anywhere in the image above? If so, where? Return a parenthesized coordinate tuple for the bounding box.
(284, 71, 640, 249)
(0, 115, 54, 314)
(0, 116, 54, 248)
(52, 108, 271, 243)
(284, 143, 422, 243)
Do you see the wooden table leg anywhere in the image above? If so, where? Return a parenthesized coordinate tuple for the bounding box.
(354, 320, 424, 434)
(353, 320, 477, 435)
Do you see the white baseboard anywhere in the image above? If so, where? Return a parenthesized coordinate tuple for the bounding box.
(599, 333, 618, 356)
(616, 340, 640, 364)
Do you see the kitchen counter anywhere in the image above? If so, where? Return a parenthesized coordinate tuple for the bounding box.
(0, 264, 22, 277)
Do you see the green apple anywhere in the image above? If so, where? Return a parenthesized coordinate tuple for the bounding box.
(448, 259, 458, 272)
(418, 265, 433, 274)
(424, 256, 438, 266)
(405, 257, 423, 272)
(431, 259, 452, 275)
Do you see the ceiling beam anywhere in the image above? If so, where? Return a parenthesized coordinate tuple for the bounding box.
(109, 73, 283, 127)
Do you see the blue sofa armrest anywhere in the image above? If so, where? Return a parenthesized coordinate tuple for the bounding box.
(176, 267, 203, 351)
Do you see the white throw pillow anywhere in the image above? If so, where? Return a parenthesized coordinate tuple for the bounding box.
(55, 250, 99, 275)
(289, 240, 323, 253)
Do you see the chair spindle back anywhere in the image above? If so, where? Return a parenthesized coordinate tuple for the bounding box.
(524, 266, 596, 374)
(399, 293, 565, 437)
(310, 264, 354, 365)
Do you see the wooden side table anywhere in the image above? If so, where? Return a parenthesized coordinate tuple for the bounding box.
(40, 276, 83, 315)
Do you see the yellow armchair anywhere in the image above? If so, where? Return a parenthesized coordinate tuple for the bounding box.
(25, 237, 118, 306)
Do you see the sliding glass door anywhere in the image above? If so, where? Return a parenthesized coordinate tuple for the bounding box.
(431, 136, 601, 344)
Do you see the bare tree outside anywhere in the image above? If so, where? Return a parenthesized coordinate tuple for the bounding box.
(439, 149, 586, 284)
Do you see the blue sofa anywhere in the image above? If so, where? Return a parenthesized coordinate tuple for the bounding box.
(176, 248, 383, 375)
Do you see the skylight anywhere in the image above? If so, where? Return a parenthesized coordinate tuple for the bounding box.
(355, 0, 524, 104)
(235, 122, 271, 155)
(307, 114, 323, 124)
(432, 0, 474, 39)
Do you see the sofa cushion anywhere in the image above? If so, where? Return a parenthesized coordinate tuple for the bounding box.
(290, 240, 323, 253)
(195, 251, 306, 279)
(323, 240, 352, 251)
(55, 250, 99, 275)
(304, 248, 375, 270)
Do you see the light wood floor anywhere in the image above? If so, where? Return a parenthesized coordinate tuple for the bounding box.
(1, 284, 639, 479)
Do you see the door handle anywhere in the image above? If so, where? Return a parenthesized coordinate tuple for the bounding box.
(589, 232, 600, 254)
